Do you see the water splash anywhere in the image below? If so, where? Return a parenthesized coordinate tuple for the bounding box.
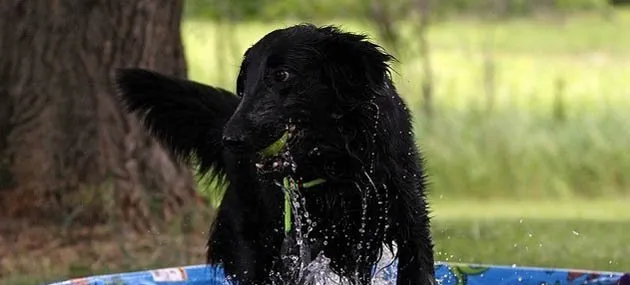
(271, 108, 397, 284)
(298, 252, 337, 285)
(277, 179, 314, 283)
(273, 173, 397, 285)
(354, 181, 369, 271)
(277, 243, 399, 285)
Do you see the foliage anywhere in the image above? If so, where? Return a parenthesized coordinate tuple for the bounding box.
(184, 0, 367, 21)
(182, 10, 630, 201)
(184, 0, 612, 21)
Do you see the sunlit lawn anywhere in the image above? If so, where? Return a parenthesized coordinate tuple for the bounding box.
(431, 199, 630, 272)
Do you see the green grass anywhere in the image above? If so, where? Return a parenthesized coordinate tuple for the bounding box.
(431, 199, 630, 271)
(433, 219, 630, 271)
(431, 198, 630, 221)
(7, 200, 626, 285)
(183, 9, 630, 200)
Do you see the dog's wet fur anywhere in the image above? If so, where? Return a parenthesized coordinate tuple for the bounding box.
(115, 24, 435, 285)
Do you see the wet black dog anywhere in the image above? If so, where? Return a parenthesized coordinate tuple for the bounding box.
(115, 24, 434, 285)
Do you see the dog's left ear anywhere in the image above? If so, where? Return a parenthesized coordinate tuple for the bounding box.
(320, 27, 394, 100)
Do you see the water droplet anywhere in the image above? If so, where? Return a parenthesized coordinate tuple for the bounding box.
(572, 230, 580, 236)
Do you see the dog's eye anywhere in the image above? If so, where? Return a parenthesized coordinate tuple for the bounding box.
(273, 70, 290, 82)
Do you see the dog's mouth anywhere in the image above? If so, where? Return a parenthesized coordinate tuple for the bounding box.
(255, 120, 301, 173)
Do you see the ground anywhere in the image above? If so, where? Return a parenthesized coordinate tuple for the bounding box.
(2, 199, 628, 284)
(1, 220, 208, 284)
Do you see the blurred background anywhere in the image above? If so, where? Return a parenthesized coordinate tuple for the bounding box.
(1, 0, 629, 284)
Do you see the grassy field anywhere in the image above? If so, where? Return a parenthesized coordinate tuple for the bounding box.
(431, 199, 630, 271)
(183, 10, 630, 200)
(6, 200, 627, 285)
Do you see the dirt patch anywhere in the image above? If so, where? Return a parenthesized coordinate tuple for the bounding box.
(0, 218, 210, 283)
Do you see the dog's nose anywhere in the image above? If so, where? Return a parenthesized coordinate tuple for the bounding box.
(222, 135, 248, 153)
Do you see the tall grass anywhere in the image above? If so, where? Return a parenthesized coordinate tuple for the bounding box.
(182, 10, 630, 201)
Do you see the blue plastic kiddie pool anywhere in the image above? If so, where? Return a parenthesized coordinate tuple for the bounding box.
(48, 261, 629, 285)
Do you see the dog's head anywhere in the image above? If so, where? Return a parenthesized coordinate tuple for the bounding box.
(222, 24, 394, 157)
(114, 24, 394, 180)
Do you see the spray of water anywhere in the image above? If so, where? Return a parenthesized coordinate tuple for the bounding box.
(272, 170, 396, 284)
(270, 101, 398, 284)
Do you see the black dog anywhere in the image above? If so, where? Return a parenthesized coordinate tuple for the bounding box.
(115, 24, 434, 285)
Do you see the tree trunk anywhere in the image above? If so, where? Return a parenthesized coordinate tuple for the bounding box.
(0, 88, 12, 191)
(0, 0, 202, 232)
(368, 0, 401, 56)
(416, 0, 434, 118)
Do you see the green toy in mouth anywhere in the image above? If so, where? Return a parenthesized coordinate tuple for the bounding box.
(255, 125, 326, 234)
(259, 131, 289, 158)
(255, 124, 296, 173)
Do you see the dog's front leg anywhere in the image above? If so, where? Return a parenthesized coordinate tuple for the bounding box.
(390, 173, 436, 285)
(207, 230, 257, 283)
(207, 188, 263, 284)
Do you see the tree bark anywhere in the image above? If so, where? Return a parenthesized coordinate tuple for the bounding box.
(416, 0, 434, 117)
(0, 0, 201, 232)
(368, 0, 401, 56)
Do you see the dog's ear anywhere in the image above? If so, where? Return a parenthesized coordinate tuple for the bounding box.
(320, 27, 394, 101)
(113, 68, 240, 176)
